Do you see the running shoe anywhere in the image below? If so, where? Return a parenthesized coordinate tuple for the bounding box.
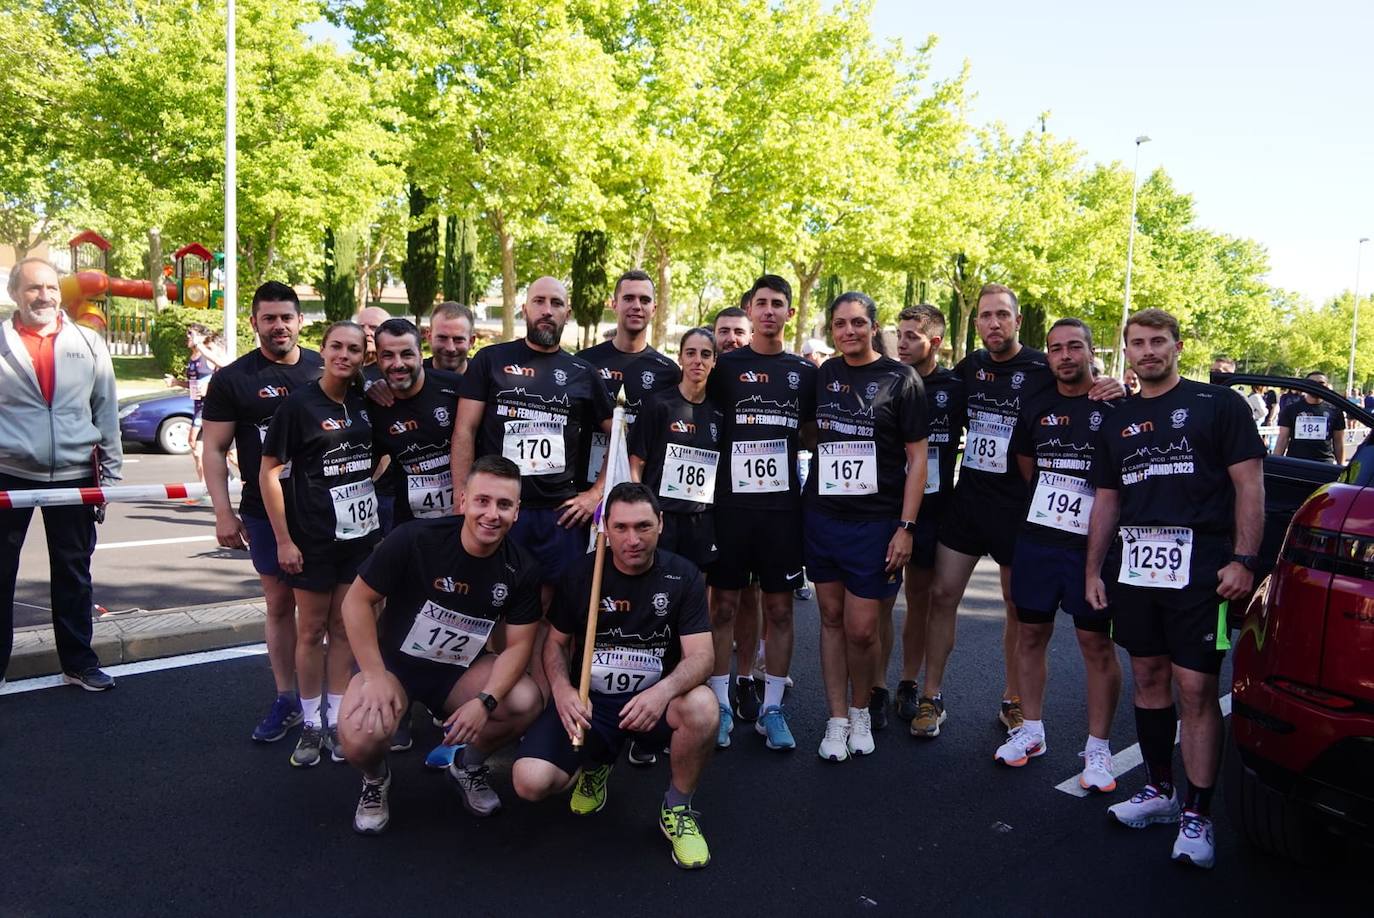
(894, 680, 920, 722)
(999, 697, 1024, 731)
(749, 659, 794, 689)
(291, 723, 325, 768)
(909, 695, 946, 738)
(716, 704, 734, 749)
(390, 713, 413, 752)
(848, 707, 875, 756)
(733, 677, 763, 722)
(755, 705, 796, 750)
(1171, 811, 1216, 869)
(328, 726, 346, 763)
(1079, 747, 1117, 793)
(627, 740, 657, 767)
(448, 763, 503, 816)
(993, 726, 1046, 766)
(818, 717, 850, 762)
(660, 804, 711, 869)
(353, 769, 391, 835)
(62, 667, 114, 692)
(252, 694, 303, 743)
(868, 687, 890, 731)
(424, 743, 460, 770)
(1108, 784, 1181, 829)
(570, 764, 612, 815)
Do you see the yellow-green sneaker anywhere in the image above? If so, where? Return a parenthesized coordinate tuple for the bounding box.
(570, 764, 611, 815)
(659, 803, 710, 869)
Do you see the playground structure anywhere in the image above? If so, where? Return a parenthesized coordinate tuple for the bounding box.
(60, 230, 217, 354)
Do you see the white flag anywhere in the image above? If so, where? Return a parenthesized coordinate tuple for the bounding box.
(588, 405, 631, 550)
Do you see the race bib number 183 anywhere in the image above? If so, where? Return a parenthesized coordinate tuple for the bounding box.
(962, 419, 1013, 474)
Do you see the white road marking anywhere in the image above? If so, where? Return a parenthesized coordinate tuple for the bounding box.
(1054, 693, 1232, 797)
(0, 644, 267, 695)
(94, 535, 217, 551)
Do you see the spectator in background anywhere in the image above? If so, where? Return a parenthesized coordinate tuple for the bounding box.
(1245, 386, 1268, 426)
(802, 338, 834, 367)
(1363, 390, 1374, 413)
(166, 323, 229, 494)
(0, 258, 122, 691)
(1210, 356, 1236, 375)
(1123, 367, 1141, 396)
(1261, 385, 1278, 425)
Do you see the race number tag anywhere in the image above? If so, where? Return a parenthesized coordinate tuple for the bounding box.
(962, 419, 1013, 474)
(586, 432, 610, 483)
(400, 600, 495, 667)
(660, 444, 718, 503)
(407, 470, 454, 519)
(924, 445, 940, 494)
(1295, 415, 1329, 440)
(330, 479, 379, 540)
(502, 420, 566, 475)
(1119, 526, 1193, 590)
(590, 646, 664, 694)
(1028, 472, 1093, 535)
(730, 439, 789, 493)
(817, 441, 878, 496)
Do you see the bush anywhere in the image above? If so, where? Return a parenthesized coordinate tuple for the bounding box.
(149, 307, 255, 374)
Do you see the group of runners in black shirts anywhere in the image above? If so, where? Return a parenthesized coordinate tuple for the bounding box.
(202, 272, 1264, 871)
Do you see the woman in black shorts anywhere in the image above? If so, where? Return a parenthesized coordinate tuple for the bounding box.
(261, 321, 382, 767)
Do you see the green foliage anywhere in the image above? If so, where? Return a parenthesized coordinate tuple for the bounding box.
(402, 183, 440, 321)
(570, 230, 610, 348)
(148, 307, 253, 375)
(320, 228, 357, 321)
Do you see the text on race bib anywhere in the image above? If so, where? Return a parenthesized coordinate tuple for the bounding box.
(962, 419, 1013, 474)
(502, 419, 566, 475)
(924, 445, 940, 494)
(1119, 526, 1193, 590)
(586, 431, 609, 483)
(730, 438, 789, 493)
(330, 479, 379, 540)
(590, 646, 664, 694)
(400, 600, 495, 667)
(1295, 415, 1329, 440)
(1028, 471, 1094, 535)
(659, 444, 718, 503)
(817, 440, 878, 496)
(407, 470, 454, 519)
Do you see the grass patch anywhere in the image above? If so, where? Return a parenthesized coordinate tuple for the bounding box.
(112, 355, 165, 388)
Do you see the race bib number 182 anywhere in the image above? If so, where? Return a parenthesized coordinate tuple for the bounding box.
(330, 479, 379, 540)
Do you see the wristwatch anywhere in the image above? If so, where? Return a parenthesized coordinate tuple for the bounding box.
(1231, 554, 1261, 573)
(897, 520, 918, 533)
(477, 692, 499, 713)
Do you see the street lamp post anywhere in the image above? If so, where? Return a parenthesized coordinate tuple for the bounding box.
(1347, 237, 1369, 400)
(223, 0, 238, 357)
(1113, 135, 1152, 380)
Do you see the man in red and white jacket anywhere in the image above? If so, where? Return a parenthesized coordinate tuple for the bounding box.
(0, 258, 122, 690)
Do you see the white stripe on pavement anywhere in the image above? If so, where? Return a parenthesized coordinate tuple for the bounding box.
(94, 535, 218, 551)
(1054, 693, 1232, 797)
(0, 644, 267, 696)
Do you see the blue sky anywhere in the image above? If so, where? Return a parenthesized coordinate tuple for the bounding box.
(872, 0, 1374, 307)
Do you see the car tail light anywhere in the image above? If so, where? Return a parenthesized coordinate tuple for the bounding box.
(1270, 678, 1358, 710)
(1282, 525, 1374, 580)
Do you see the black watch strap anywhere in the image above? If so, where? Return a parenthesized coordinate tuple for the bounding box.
(1232, 554, 1260, 573)
(478, 692, 498, 713)
(898, 520, 918, 533)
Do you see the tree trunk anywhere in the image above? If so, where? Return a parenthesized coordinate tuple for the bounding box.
(790, 260, 823, 353)
(148, 228, 166, 310)
(654, 241, 672, 351)
(495, 215, 517, 342)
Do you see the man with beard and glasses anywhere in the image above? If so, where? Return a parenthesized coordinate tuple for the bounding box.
(427, 301, 475, 376)
(202, 281, 324, 740)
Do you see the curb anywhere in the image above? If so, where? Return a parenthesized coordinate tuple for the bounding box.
(9, 601, 267, 679)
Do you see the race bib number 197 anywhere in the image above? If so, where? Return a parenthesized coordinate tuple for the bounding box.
(590, 646, 664, 694)
(1119, 526, 1193, 590)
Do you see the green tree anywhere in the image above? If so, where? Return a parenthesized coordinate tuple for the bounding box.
(403, 182, 440, 320)
(570, 229, 610, 349)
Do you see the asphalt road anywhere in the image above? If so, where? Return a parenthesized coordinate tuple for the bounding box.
(1, 573, 1364, 916)
(12, 447, 261, 627)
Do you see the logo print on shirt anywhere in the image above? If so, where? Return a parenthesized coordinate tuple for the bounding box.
(602, 596, 631, 613)
(1121, 421, 1155, 438)
(599, 368, 622, 381)
(827, 380, 850, 394)
(257, 385, 289, 399)
(652, 592, 670, 616)
(935, 390, 949, 407)
(1171, 408, 1188, 429)
(1089, 411, 1103, 431)
(1040, 414, 1071, 427)
(503, 364, 536, 378)
(554, 368, 568, 386)
(976, 369, 996, 382)
(433, 577, 470, 594)
(641, 370, 656, 389)
(670, 420, 696, 434)
(321, 417, 352, 431)
(709, 422, 718, 441)
(865, 382, 880, 399)
(787, 371, 800, 390)
(1011, 371, 1026, 390)
(389, 419, 418, 435)
(491, 582, 509, 607)
(740, 370, 769, 384)
(433, 406, 451, 427)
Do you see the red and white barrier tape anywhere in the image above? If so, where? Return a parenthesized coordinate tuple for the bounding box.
(0, 481, 242, 509)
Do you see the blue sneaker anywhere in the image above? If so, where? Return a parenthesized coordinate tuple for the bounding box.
(390, 713, 413, 752)
(717, 704, 733, 749)
(424, 742, 461, 770)
(252, 694, 303, 743)
(754, 705, 795, 750)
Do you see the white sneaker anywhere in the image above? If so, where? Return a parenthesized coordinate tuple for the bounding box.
(1108, 784, 1181, 828)
(847, 707, 875, 756)
(1171, 811, 1216, 869)
(818, 717, 850, 761)
(993, 726, 1047, 767)
(352, 770, 391, 834)
(1079, 746, 1117, 792)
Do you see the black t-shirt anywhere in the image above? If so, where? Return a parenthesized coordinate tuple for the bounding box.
(548, 549, 709, 696)
(918, 366, 966, 523)
(1012, 392, 1119, 550)
(1277, 399, 1345, 463)
(201, 347, 324, 519)
(458, 340, 615, 509)
(706, 346, 817, 511)
(422, 356, 466, 375)
(806, 355, 928, 521)
(953, 346, 1055, 508)
(369, 369, 462, 524)
(362, 363, 399, 500)
(629, 388, 725, 515)
(575, 341, 681, 487)
(1093, 378, 1266, 537)
(261, 381, 381, 553)
(361, 517, 542, 670)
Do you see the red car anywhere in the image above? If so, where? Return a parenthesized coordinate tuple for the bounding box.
(1225, 372, 1374, 861)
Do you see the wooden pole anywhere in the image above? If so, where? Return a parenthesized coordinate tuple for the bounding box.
(572, 528, 609, 750)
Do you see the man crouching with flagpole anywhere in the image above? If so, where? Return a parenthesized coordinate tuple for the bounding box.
(512, 401, 719, 869)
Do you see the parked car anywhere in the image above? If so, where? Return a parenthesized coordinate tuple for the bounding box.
(118, 389, 194, 455)
(1220, 371, 1374, 862)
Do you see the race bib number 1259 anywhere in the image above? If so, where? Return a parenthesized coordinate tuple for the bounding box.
(1119, 526, 1193, 589)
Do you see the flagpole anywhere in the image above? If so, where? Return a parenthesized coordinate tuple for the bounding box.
(572, 400, 626, 750)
